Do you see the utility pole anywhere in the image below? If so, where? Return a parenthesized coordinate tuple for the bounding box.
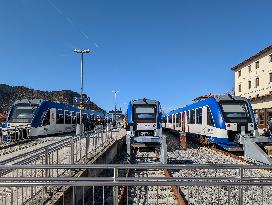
(112, 91, 119, 123)
(74, 49, 91, 134)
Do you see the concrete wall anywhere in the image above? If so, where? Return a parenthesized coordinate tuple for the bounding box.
(53, 136, 126, 205)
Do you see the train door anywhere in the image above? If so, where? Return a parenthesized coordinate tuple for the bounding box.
(49, 108, 56, 134)
(202, 107, 208, 135)
(202, 106, 215, 136)
(50, 108, 56, 125)
(176, 113, 181, 131)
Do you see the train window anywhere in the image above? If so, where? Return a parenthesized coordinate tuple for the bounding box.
(76, 112, 80, 124)
(42, 110, 50, 126)
(168, 115, 172, 123)
(189, 110, 195, 124)
(207, 108, 214, 126)
(196, 108, 202, 124)
(65, 111, 71, 124)
(82, 114, 88, 125)
(72, 112, 76, 124)
(56, 109, 64, 124)
(186, 111, 190, 123)
(176, 113, 181, 127)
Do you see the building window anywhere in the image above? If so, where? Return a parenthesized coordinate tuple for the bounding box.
(238, 70, 241, 77)
(248, 65, 251, 72)
(258, 110, 265, 125)
(256, 61, 259, 69)
(248, 81, 251, 89)
(270, 73, 272, 83)
(256, 77, 259, 87)
(238, 84, 241, 92)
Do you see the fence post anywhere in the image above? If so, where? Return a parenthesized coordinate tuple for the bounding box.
(71, 138, 74, 164)
(45, 147, 49, 177)
(94, 132, 97, 151)
(86, 135, 90, 160)
(113, 167, 118, 205)
(101, 130, 104, 145)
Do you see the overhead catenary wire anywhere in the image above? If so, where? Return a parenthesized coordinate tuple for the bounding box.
(46, 0, 99, 50)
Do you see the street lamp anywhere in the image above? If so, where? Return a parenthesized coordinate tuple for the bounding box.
(74, 48, 91, 133)
(112, 90, 119, 123)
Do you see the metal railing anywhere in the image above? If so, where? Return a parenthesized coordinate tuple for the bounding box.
(0, 164, 272, 205)
(0, 127, 125, 205)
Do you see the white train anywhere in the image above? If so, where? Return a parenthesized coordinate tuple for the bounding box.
(162, 95, 257, 150)
(1, 99, 106, 143)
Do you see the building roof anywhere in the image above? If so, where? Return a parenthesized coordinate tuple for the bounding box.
(231, 45, 272, 71)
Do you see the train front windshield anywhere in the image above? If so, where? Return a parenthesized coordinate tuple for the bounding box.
(219, 101, 252, 123)
(134, 106, 157, 122)
(9, 104, 38, 123)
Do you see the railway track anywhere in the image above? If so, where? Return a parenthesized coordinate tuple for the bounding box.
(117, 148, 187, 205)
(0, 128, 102, 165)
(0, 136, 71, 165)
(165, 131, 272, 204)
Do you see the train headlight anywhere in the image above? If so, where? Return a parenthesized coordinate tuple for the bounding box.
(153, 124, 156, 127)
(227, 124, 231, 127)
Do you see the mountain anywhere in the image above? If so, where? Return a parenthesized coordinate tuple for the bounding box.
(0, 84, 105, 113)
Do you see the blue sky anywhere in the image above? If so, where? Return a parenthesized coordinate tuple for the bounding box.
(0, 0, 272, 112)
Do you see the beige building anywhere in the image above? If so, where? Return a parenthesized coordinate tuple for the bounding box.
(232, 45, 272, 130)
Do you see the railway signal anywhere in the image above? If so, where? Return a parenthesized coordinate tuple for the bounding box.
(78, 102, 85, 110)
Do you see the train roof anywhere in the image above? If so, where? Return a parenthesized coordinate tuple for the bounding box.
(165, 95, 249, 116)
(130, 98, 159, 105)
(13, 99, 45, 105)
(212, 95, 247, 102)
(11, 99, 105, 116)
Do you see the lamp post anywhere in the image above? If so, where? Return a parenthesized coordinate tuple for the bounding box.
(112, 91, 119, 123)
(74, 49, 91, 133)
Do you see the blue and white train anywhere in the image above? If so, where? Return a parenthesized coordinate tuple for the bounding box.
(126, 98, 167, 163)
(1, 99, 107, 143)
(162, 95, 257, 150)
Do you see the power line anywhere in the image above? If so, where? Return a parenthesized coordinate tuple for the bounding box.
(46, 0, 92, 42)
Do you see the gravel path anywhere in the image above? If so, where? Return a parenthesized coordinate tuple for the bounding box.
(166, 134, 272, 205)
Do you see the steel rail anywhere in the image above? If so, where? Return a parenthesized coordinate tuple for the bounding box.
(1, 180, 272, 187)
(0, 163, 271, 169)
(1, 176, 272, 182)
